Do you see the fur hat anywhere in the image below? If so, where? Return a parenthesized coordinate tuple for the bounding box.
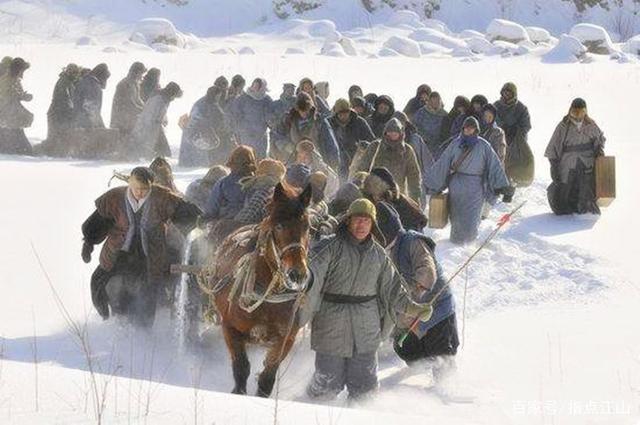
(351, 96, 367, 110)
(471, 94, 488, 107)
(128, 61, 147, 77)
(202, 165, 229, 184)
(501, 82, 518, 99)
(91, 63, 110, 85)
(348, 198, 377, 221)
(295, 92, 313, 112)
(226, 145, 257, 174)
(570, 98, 587, 110)
(214, 75, 229, 90)
(370, 167, 396, 189)
(383, 117, 404, 135)
(163, 82, 183, 99)
(364, 168, 397, 201)
(231, 74, 245, 87)
(296, 139, 316, 154)
(348, 85, 363, 99)
(416, 84, 432, 96)
(333, 98, 351, 114)
(256, 158, 286, 180)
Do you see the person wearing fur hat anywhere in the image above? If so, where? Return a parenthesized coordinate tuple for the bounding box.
(470, 94, 488, 129)
(269, 83, 296, 127)
(480, 103, 506, 164)
(226, 74, 246, 106)
(351, 96, 370, 119)
(544, 98, 605, 215)
(367, 94, 395, 138)
(274, 92, 340, 170)
(362, 167, 428, 231)
(393, 110, 434, 205)
(204, 145, 257, 222)
(328, 98, 376, 178)
(413, 91, 448, 160)
(81, 166, 201, 326)
(301, 198, 431, 401)
(73, 63, 110, 129)
(124, 82, 182, 159)
(403, 84, 431, 122)
(314, 81, 330, 102)
(297, 77, 331, 117)
(185, 165, 230, 211)
(228, 77, 273, 159)
(41, 63, 81, 155)
(110, 62, 147, 138)
(234, 158, 287, 225)
(376, 202, 459, 383)
(447, 95, 473, 141)
(356, 117, 423, 207)
(0, 57, 34, 155)
(140, 68, 161, 104)
(179, 85, 233, 168)
(493, 82, 533, 186)
(425, 117, 512, 244)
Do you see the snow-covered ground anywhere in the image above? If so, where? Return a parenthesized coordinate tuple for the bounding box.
(1, 3, 640, 424)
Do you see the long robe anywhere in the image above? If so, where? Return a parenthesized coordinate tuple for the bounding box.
(424, 136, 509, 244)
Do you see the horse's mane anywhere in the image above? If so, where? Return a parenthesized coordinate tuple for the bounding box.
(263, 182, 308, 227)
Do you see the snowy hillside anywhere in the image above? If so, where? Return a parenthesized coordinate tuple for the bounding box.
(1, 1, 640, 424)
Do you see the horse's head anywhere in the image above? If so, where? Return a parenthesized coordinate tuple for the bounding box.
(263, 182, 312, 291)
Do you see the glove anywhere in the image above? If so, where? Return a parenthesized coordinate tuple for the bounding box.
(594, 145, 605, 158)
(404, 302, 434, 323)
(81, 242, 93, 264)
(501, 186, 515, 203)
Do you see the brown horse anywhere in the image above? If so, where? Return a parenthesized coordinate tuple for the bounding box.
(211, 182, 311, 397)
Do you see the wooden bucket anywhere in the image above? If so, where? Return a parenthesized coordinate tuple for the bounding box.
(595, 156, 615, 207)
(428, 193, 449, 229)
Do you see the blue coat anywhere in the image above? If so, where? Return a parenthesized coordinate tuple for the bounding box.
(204, 171, 247, 220)
(390, 230, 454, 335)
(229, 93, 273, 158)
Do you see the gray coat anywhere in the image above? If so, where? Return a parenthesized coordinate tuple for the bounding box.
(127, 92, 171, 159)
(414, 105, 447, 155)
(544, 116, 605, 184)
(302, 225, 413, 357)
(424, 136, 509, 244)
(110, 76, 144, 133)
(481, 123, 507, 164)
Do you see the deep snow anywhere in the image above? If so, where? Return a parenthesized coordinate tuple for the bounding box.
(0, 3, 640, 424)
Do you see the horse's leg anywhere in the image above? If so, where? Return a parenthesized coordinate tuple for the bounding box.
(256, 329, 297, 398)
(222, 323, 250, 394)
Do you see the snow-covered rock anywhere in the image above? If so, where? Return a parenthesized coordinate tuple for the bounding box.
(183, 33, 206, 49)
(211, 47, 237, 55)
(486, 19, 530, 44)
(238, 46, 256, 55)
(465, 36, 494, 54)
(338, 37, 357, 56)
(152, 43, 179, 53)
(569, 23, 616, 54)
(383, 35, 421, 58)
(281, 19, 341, 42)
(459, 29, 485, 39)
(378, 47, 401, 57)
(130, 18, 186, 48)
(320, 41, 347, 57)
(542, 34, 589, 63)
(408, 28, 467, 50)
(526, 26, 551, 44)
(451, 46, 477, 58)
(76, 36, 98, 46)
(419, 42, 451, 55)
(491, 40, 526, 56)
(423, 19, 451, 35)
(622, 34, 640, 55)
(387, 10, 424, 28)
(102, 46, 122, 53)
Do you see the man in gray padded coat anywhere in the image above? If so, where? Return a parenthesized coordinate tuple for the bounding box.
(301, 198, 431, 401)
